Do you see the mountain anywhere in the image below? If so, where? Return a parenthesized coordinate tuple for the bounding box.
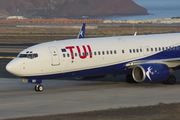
(0, 0, 148, 19)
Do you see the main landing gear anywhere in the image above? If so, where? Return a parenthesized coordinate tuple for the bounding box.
(126, 74, 138, 83)
(162, 75, 177, 85)
(35, 84, 44, 92)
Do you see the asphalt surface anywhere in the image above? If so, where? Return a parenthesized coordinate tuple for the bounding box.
(1, 43, 180, 119)
(0, 77, 180, 119)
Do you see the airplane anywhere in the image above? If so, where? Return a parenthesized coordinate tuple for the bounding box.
(6, 32, 180, 92)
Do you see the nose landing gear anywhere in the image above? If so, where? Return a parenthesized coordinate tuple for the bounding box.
(35, 84, 44, 92)
(23, 78, 44, 92)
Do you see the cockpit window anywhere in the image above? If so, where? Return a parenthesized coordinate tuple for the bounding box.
(19, 53, 38, 59)
(19, 54, 28, 58)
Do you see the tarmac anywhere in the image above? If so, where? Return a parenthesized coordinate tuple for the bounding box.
(0, 77, 180, 119)
(1, 43, 180, 119)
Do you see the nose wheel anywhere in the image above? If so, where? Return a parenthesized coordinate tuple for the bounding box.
(35, 84, 44, 92)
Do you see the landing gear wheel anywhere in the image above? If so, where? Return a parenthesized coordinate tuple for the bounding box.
(167, 75, 176, 85)
(35, 84, 44, 92)
(126, 74, 138, 83)
(35, 85, 39, 91)
(162, 75, 176, 85)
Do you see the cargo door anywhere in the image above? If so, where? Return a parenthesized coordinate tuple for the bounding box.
(49, 46, 60, 66)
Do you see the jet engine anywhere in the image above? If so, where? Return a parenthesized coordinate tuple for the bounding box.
(132, 63, 170, 82)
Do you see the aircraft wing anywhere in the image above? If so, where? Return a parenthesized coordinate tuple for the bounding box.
(126, 57, 180, 68)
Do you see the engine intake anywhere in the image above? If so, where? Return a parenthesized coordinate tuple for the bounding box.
(132, 63, 170, 82)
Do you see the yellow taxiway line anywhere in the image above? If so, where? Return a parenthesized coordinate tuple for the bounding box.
(0, 56, 16, 59)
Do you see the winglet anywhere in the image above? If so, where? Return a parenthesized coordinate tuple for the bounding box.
(77, 23, 86, 39)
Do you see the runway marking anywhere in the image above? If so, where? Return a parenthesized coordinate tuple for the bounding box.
(0, 83, 128, 96)
(0, 56, 15, 59)
(0, 88, 180, 106)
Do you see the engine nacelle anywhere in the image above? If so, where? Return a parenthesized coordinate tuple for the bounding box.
(75, 75, 106, 80)
(132, 63, 170, 82)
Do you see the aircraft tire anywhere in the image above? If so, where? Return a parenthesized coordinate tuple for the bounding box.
(35, 85, 39, 91)
(35, 84, 44, 92)
(167, 75, 176, 85)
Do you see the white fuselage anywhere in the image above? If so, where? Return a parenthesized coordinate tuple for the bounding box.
(6, 33, 180, 79)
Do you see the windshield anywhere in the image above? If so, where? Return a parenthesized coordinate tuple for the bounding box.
(19, 54, 38, 59)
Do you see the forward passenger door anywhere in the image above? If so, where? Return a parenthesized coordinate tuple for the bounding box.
(49, 46, 60, 66)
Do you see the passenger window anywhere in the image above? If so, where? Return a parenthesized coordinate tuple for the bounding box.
(159, 47, 161, 51)
(133, 49, 135, 53)
(155, 48, 157, 51)
(136, 49, 139, 53)
(67, 53, 70, 57)
(75, 53, 77, 57)
(98, 51, 101, 55)
(166, 47, 168, 50)
(79, 53, 81, 56)
(114, 50, 117, 54)
(82, 52, 85, 56)
(151, 48, 153, 51)
(140, 49, 142, 52)
(71, 53, 74, 57)
(110, 51, 113, 54)
(86, 52, 88, 56)
(94, 52, 97, 55)
(90, 52, 92, 56)
(107, 51, 109, 55)
(129, 49, 132, 53)
(147, 48, 149, 52)
(102, 51, 105, 55)
(122, 50, 124, 54)
(162, 47, 165, 51)
(63, 54, 66, 58)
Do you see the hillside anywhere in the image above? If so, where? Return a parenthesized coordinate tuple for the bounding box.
(0, 0, 148, 19)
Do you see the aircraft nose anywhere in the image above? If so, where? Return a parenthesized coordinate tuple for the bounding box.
(6, 59, 20, 76)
